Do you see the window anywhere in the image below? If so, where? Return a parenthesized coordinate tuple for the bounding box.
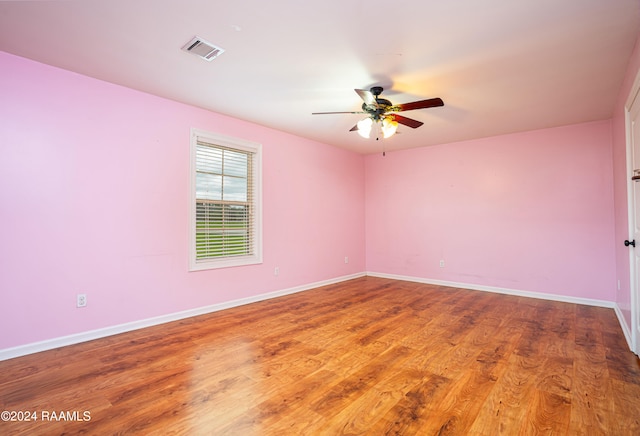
(189, 129, 262, 271)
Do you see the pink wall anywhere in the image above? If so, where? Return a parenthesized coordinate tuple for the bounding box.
(612, 34, 640, 328)
(0, 51, 366, 349)
(365, 121, 616, 301)
(0, 47, 630, 353)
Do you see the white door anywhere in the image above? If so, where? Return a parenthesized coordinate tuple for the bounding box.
(628, 91, 640, 355)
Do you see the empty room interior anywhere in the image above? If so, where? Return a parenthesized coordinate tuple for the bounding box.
(2, 1, 640, 434)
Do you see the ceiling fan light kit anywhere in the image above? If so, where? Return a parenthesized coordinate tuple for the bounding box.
(381, 117, 398, 138)
(356, 117, 373, 138)
(313, 86, 444, 141)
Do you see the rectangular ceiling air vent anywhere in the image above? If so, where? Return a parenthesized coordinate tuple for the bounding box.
(181, 36, 225, 61)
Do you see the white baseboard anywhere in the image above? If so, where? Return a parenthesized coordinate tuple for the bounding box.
(0, 272, 366, 362)
(1, 271, 623, 362)
(366, 271, 616, 308)
(614, 304, 634, 351)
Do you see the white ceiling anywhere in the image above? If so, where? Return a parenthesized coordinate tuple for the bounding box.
(1, 0, 639, 154)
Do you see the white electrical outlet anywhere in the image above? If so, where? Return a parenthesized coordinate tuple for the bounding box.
(274, 267, 279, 276)
(345, 256, 349, 264)
(77, 294, 87, 308)
(439, 260, 445, 268)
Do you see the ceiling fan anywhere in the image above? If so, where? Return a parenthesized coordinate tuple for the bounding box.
(312, 86, 444, 139)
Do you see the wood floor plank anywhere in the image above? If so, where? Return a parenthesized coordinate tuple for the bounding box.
(376, 371, 452, 435)
(312, 385, 401, 434)
(570, 344, 612, 434)
(609, 378, 640, 434)
(522, 388, 572, 434)
(309, 345, 413, 417)
(1, 276, 639, 435)
(418, 368, 499, 435)
(468, 353, 541, 435)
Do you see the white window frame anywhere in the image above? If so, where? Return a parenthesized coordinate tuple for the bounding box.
(189, 128, 263, 271)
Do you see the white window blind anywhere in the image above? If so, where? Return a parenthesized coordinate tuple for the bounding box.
(190, 129, 262, 270)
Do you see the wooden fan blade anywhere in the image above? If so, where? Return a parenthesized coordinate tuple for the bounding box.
(355, 89, 376, 106)
(312, 111, 367, 115)
(349, 124, 359, 132)
(388, 114, 424, 128)
(393, 97, 444, 112)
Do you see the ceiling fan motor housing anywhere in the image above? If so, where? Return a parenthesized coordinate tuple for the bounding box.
(363, 98, 392, 120)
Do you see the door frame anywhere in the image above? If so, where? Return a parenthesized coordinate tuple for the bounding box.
(624, 68, 640, 355)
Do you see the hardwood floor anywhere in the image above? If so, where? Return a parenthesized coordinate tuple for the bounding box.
(1, 276, 639, 435)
